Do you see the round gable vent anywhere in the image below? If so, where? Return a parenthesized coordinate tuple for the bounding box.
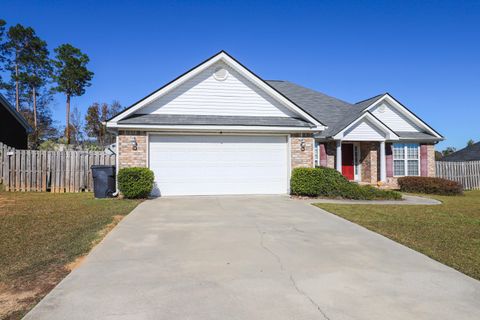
(213, 67, 228, 81)
(378, 104, 386, 113)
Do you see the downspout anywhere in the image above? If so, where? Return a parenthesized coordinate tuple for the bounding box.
(112, 132, 120, 197)
(104, 121, 120, 197)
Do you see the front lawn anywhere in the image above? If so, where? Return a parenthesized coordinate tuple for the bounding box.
(0, 192, 141, 320)
(314, 191, 480, 281)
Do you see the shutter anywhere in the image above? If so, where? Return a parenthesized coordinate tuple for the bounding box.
(386, 143, 393, 177)
(420, 144, 428, 176)
(320, 143, 327, 167)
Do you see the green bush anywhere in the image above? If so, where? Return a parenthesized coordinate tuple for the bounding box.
(398, 176, 463, 195)
(118, 167, 154, 199)
(290, 167, 402, 200)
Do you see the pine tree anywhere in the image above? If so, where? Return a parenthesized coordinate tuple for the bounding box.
(52, 44, 93, 144)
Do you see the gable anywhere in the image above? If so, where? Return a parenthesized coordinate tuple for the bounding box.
(108, 51, 325, 129)
(137, 62, 297, 117)
(342, 119, 387, 141)
(370, 100, 421, 132)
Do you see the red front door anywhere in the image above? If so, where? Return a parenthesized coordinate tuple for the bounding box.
(342, 144, 355, 180)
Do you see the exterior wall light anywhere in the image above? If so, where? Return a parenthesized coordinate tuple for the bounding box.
(130, 137, 138, 150)
(300, 138, 306, 151)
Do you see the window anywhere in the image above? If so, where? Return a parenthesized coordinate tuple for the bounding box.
(393, 143, 420, 176)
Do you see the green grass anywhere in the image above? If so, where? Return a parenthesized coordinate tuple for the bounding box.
(314, 190, 480, 280)
(0, 192, 141, 319)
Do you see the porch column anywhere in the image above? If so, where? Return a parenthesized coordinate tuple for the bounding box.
(380, 141, 386, 182)
(336, 140, 342, 173)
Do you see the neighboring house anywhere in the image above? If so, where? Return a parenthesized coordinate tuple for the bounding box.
(106, 51, 443, 196)
(441, 142, 480, 161)
(0, 94, 32, 149)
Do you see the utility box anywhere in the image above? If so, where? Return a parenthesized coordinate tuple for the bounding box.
(91, 165, 116, 198)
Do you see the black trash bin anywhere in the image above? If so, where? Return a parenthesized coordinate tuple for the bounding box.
(91, 165, 116, 198)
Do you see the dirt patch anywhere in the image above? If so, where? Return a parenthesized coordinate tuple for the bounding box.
(0, 266, 68, 320)
(65, 256, 87, 272)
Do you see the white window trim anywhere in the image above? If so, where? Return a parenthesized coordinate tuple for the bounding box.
(393, 143, 420, 177)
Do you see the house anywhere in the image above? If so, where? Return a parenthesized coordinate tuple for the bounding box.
(441, 142, 480, 161)
(106, 51, 443, 196)
(0, 94, 32, 149)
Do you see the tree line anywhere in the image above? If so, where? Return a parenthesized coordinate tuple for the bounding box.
(0, 19, 120, 150)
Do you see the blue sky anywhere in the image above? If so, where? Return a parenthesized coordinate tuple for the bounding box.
(2, 0, 479, 149)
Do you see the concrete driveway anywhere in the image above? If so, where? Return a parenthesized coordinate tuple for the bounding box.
(25, 196, 480, 320)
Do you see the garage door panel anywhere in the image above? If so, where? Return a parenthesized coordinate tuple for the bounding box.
(149, 135, 288, 196)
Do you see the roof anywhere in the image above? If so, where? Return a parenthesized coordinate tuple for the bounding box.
(267, 81, 442, 141)
(265, 81, 365, 137)
(354, 94, 384, 109)
(107, 52, 441, 140)
(0, 94, 32, 132)
(119, 114, 313, 127)
(441, 142, 480, 161)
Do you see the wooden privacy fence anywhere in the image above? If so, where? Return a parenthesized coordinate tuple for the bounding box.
(0, 142, 116, 192)
(436, 160, 480, 190)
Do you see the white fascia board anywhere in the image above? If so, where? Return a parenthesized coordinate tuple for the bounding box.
(333, 112, 399, 140)
(107, 122, 322, 133)
(366, 94, 442, 138)
(108, 52, 325, 130)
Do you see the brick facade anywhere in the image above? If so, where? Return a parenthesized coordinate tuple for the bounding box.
(116, 129, 436, 188)
(118, 130, 147, 169)
(324, 142, 336, 169)
(291, 134, 314, 168)
(359, 142, 436, 188)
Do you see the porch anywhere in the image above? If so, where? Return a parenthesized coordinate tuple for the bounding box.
(316, 141, 436, 187)
(317, 141, 386, 185)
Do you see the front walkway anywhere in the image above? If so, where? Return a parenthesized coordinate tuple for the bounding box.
(25, 196, 480, 320)
(306, 194, 441, 205)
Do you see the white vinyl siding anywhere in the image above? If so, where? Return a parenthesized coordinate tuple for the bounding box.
(139, 63, 296, 118)
(342, 119, 386, 141)
(148, 135, 288, 196)
(393, 143, 420, 176)
(371, 101, 421, 132)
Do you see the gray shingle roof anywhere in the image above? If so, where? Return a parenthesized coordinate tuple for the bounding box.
(354, 94, 384, 109)
(267, 81, 442, 141)
(120, 114, 313, 127)
(395, 132, 440, 141)
(441, 142, 480, 161)
(267, 81, 369, 137)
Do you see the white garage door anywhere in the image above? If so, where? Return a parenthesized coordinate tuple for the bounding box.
(149, 135, 288, 196)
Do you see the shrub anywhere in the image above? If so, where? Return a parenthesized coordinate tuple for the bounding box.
(118, 167, 154, 199)
(290, 167, 401, 200)
(397, 176, 463, 195)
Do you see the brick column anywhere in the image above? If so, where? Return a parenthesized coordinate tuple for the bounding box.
(291, 134, 314, 168)
(360, 142, 378, 184)
(118, 130, 147, 169)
